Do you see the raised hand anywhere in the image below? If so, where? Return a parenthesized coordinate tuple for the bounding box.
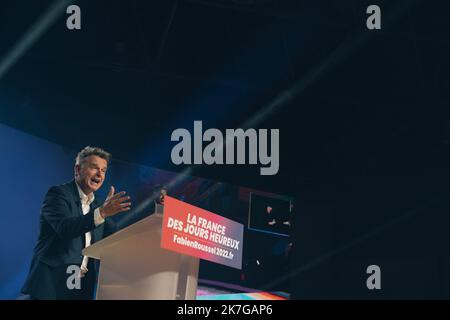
(99, 186, 131, 218)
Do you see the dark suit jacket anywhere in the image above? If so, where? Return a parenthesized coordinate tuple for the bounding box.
(21, 180, 116, 299)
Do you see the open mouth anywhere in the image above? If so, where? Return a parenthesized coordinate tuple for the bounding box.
(90, 177, 101, 186)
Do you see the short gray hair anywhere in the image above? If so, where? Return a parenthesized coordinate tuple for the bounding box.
(75, 146, 112, 166)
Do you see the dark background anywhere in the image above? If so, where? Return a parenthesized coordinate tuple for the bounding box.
(248, 193, 292, 236)
(1, 0, 450, 298)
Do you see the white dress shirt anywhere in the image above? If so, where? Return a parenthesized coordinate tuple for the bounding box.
(76, 183, 105, 277)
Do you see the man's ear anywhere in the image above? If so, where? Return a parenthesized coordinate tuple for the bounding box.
(74, 164, 81, 178)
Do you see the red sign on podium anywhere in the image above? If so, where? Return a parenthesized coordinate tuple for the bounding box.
(161, 196, 243, 270)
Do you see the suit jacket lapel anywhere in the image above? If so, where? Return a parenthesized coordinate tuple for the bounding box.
(69, 180, 84, 217)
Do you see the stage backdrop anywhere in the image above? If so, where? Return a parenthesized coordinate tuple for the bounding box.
(0, 123, 75, 299)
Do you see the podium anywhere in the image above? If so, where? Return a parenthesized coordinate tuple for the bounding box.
(82, 213, 200, 300)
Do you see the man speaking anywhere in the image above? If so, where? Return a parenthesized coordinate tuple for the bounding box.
(20, 146, 131, 300)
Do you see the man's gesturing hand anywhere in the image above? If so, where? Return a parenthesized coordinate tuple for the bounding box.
(99, 186, 131, 218)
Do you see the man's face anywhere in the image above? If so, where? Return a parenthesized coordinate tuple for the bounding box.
(75, 155, 108, 194)
(159, 189, 167, 205)
(267, 206, 273, 214)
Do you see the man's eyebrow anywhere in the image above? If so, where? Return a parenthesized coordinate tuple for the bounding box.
(90, 163, 107, 170)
